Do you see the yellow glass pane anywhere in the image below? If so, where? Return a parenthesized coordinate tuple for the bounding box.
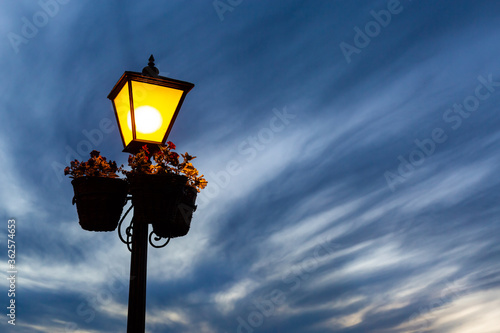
(113, 81, 133, 146)
(130, 81, 184, 143)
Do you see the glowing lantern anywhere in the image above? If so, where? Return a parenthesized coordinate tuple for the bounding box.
(107, 55, 194, 153)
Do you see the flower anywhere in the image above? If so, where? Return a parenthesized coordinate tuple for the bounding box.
(125, 143, 207, 192)
(142, 145, 150, 156)
(64, 151, 124, 179)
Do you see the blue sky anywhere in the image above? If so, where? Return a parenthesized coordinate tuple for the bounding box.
(1, 1, 500, 332)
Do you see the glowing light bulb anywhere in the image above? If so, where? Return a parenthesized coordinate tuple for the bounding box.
(127, 106, 162, 134)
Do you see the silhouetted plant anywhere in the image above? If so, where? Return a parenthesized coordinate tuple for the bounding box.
(126, 142, 208, 192)
(64, 150, 123, 179)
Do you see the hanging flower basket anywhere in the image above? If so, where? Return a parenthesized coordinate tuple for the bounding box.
(125, 143, 205, 239)
(128, 173, 197, 238)
(72, 177, 128, 232)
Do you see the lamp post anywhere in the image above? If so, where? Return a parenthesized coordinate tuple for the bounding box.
(106, 55, 194, 332)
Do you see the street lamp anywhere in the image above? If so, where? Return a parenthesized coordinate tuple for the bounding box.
(67, 55, 200, 332)
(108, 55, 194, 154)
(106, 55, 195, 333)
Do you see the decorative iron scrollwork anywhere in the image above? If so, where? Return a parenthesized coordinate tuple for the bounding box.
(118, 202, 172, 250)
(118, 203, 134, 252)
(149, 231, 170, 248)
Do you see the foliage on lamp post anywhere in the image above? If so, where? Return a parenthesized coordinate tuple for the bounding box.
(64, 143, 208, 239)
(125, 142, 207, 192)
(125, 143, 207, 239)
(65, 150, 127, 232)
(64, 150, 124, 179)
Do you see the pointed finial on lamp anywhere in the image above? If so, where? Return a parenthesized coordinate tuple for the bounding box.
(142, 54, 159, 78)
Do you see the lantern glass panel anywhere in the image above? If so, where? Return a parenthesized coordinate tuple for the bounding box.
(114, 81, 133, 147)
(130, 81, 184, 143)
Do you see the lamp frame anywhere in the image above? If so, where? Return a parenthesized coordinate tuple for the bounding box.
(107, 71, 194, 154)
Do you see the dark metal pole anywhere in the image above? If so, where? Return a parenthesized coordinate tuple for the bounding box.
(127, 217, 148, 333)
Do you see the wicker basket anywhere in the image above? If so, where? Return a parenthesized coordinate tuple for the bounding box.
(128, 174, 197, 238)
(72, 177, 128, 232)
